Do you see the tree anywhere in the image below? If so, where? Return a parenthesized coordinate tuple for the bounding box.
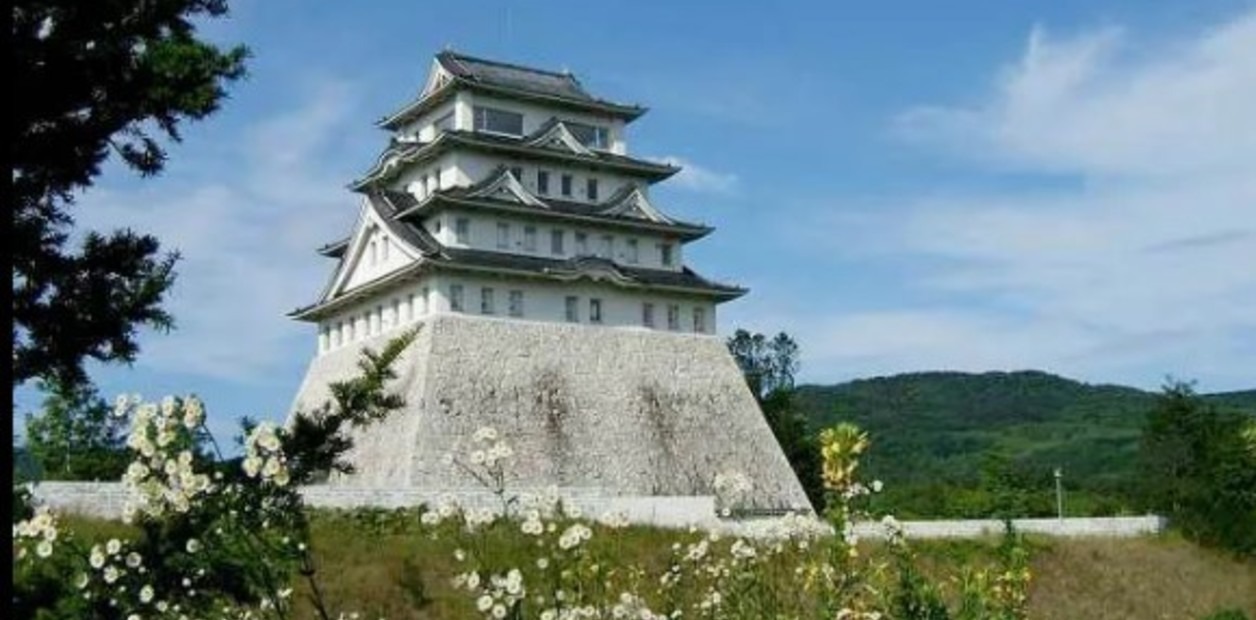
(727, 329, 825, 510)
(11, 0, 249, 389)
(23, 380, 129, 481)
(1138, 380, 1256, 555)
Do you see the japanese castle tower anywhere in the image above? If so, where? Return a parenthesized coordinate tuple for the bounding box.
(288, 51, 811, 514)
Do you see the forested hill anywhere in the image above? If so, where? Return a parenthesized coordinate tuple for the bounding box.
(793, 370, 1256, 515)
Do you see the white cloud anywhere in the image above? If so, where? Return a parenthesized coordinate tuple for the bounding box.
(653, 155, 739, 194)
(75, 78, 365, 382)
(798, 10, 1256, 390)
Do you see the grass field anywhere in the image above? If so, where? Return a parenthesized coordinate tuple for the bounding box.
(66, 510, 1255, 619)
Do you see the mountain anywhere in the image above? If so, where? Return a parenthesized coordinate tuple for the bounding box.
(793, 370, 1256, 517)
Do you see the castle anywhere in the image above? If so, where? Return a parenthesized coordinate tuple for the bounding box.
(287, 51, 811, 514)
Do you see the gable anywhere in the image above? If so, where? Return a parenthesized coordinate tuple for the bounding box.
(524, 121, 594, 157)
(599, 187, 675, 224)
(466, 167, 549, 208)
(324, 199, 425, 300)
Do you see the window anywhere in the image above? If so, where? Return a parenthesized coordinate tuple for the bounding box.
(382, 238, 390, 261)
(693, 307, 707, 333)
(455, 218, 470, 244)
(496, 222, 510, 249)
(420, 287, 430, 314)
(566, 122, 610, 149)
(599, 234, 613, 258)
(335, 322, 344, 347)
(586, 178, 599, 201)
(660, 243, 674, 267)
(419, 174, 429, 198)
(510, 166, 523, 181)
(473, 106, 524, 135)
(550, 229, 565, 255)
(450, 284, 464, 312)
(565, 296, 579, 322)
(523, 226, 537, 251)
(433, 218, 442, 234)
(433, 111, 454, 133)
(371, 306, 382, 335)
(405, 294, 414, 321)
(368, 240, 377, 265)
(561, 174, 573, 197)
(537, 170, 550, 195)
(574, 232, 588, 255)
(481, 287, 495, 315)
(626, 239, 639, 264)
(589, 298, 603, 324)
(667, 304, 680, 331)
(509, 290, 524, 317)
(390, 297, 399, 327)
(642, 302, 655, 328)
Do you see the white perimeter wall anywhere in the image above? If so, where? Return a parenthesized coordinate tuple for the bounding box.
(27, 482, 1167, 540)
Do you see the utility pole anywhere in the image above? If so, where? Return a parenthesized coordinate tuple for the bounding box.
(1054, 467, 1064, 520)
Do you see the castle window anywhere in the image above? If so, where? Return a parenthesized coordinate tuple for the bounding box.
(455, 217, 470, 244)
(561, 174, 573, 197)
(567, 122, 609, 150)
(368, 240, 377, 265)
(405, 294, 414, 321)
(473, 106, 524, 136)
(334, 321, 343, 347)
(496, 222, 510, 249)
(509, 290, 524, 317)
(420, 287, 430, 314)
(450, 284, 464, 312)
(381, 237, 390, 261)
(693, 307, 707, 333)
(481, 287, 495, 315)
(550, 229, 565, 255)
(599, 234, 613, 258)
(626, 238, 639, 264)
(667, 304, 680, 331)
(523, 226, 537, 251)
(433, 219, 442, 234)
(589, 298, 603, 324)
(537, 170, 550, 195)
(575, 232, 588, 255)
(586, 178, 599, 201)
(642, 302, 655, 328)
(565, 296, 579, 322)
(373, 305, 383, 335)
(390, 297, 400, 327)
(660, 242, 674, 267)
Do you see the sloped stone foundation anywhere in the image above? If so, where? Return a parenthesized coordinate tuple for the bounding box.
(288, 314, 812, 513)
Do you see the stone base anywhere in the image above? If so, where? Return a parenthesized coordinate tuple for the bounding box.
(287, 314, 812, 513)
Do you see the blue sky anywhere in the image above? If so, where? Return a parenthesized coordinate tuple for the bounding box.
(15, 0, 1256, 441)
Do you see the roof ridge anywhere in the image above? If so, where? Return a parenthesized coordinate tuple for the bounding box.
(440, 49, 578, 80)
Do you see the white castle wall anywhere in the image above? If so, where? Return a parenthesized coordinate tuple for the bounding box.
(290, 314, 811, 511)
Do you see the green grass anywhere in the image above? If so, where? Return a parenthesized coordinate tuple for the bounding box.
(60, 512, 1256, 619)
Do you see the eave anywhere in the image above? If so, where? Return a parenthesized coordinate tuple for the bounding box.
(348, 131, 678, 192)
(378, 79, 647, 131)
(398, 193, 714, 242)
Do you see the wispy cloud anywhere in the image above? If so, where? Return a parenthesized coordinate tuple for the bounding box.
(75, 78, 366, 382)
(653, 155, 739, 195)
(789, 10, 1256, 390)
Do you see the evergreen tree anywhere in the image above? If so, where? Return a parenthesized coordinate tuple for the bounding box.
(11, 0, 248, 389)
(24, 381, 128, 481)
(727, 329, 825, 510)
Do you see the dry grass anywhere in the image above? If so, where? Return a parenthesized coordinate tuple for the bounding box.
(1027, 534, 1256, 620)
